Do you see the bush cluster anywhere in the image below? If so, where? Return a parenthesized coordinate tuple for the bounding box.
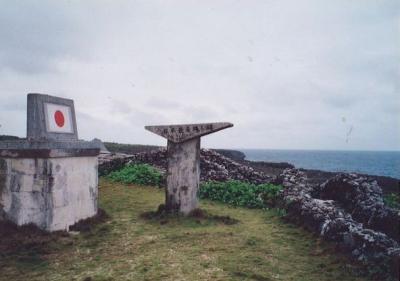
(384, 193, 400, 209)
(106, 164, 162, 186)
(106, 165, 283, 209)
(199, 180, 282, 209)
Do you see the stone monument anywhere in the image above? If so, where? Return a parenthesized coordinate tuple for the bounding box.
(0, 93, 101, 231)
(145, 122, 233, 214)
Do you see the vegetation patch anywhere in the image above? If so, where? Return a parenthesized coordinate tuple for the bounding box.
(199, 180, 283, 209)
(106, 163, 162, 186)
(384, 193, 400, 209)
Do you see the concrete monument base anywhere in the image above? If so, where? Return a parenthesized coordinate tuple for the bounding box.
(0, 142, 100, 231)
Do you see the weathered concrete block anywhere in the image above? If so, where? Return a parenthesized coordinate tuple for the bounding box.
(0, 156, 98, 231)
(10, 158, 47, 175)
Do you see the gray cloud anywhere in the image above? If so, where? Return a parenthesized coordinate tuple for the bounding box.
(0, 1, 91, 74)
(0, 97, 26, 111)
(145, 97, 183, 110)
(0, 0, 399, 150)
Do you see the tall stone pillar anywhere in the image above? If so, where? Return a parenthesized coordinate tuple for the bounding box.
(145, 122, 233, 214)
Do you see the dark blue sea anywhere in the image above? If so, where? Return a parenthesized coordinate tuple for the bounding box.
(241, 149, 400, 179)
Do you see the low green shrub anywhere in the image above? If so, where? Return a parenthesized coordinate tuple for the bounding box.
(384, 193, 400, 209)
(106, 164, 162, 186)
(199, 180, 283, 209)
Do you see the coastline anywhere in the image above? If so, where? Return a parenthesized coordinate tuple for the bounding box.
(241, 148, 400, 179)
(101, 142, 399, 192)
(214, 149, 399, 195)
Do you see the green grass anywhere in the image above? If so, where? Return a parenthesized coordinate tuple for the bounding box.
(0, 179, 375, 281)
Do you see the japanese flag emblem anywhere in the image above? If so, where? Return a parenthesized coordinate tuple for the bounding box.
(44, 103, 74, 133)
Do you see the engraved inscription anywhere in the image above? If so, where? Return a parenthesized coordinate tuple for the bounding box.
(145, 122, 233, 143)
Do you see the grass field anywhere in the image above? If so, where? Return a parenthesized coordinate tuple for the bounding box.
(0, 179, 374, 281)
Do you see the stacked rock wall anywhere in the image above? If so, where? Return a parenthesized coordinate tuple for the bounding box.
(99, 148, 273, 184)
(320, 174, 399, 241)
(279, 168, 399, 269)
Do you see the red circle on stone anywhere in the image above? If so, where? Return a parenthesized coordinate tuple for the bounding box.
(54, 110, 65, 127)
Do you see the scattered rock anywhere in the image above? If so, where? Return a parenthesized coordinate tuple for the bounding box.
(213, 149, 246, 162)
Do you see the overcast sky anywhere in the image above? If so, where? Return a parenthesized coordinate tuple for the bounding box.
(0, 0, 398, 150)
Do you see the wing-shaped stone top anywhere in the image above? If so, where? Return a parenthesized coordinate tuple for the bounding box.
(145, 122, 233, 143)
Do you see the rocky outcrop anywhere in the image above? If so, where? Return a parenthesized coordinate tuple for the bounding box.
(213, 149, 246, 162)
(241, 160, 294, 177)
(279, 168, 399, 270)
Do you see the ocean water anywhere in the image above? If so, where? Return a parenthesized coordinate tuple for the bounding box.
(241, 149, 400, 179)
